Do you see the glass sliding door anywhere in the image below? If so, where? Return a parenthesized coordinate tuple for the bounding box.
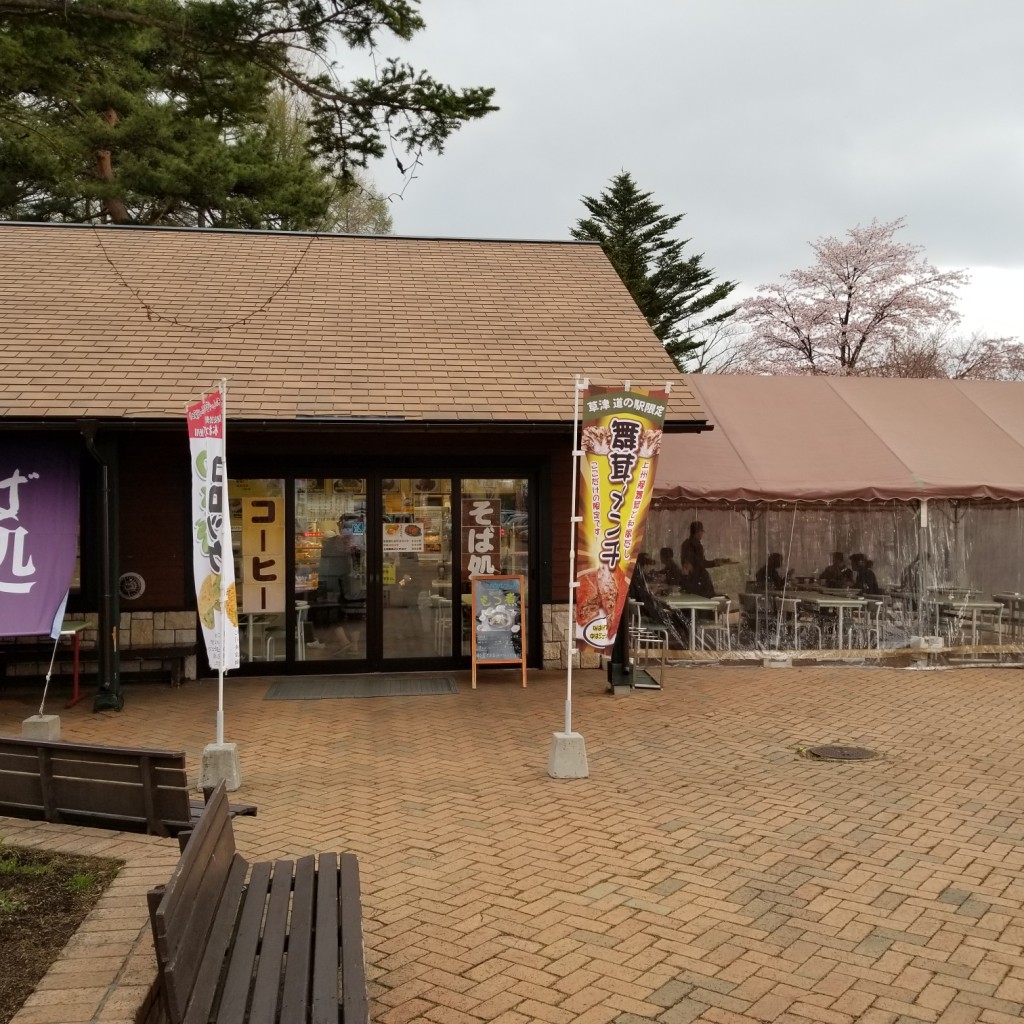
(230, 472, 531, 672)
(380, 478, 453, 660)
(295, 478, 367, 662)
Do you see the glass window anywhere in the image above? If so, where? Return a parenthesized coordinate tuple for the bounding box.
(460, 479, 530, 656)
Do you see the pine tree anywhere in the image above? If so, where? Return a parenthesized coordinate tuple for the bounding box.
(571, 172, 737, 369)
(261, 93, 393, 235)
(0, 1, 494, 227)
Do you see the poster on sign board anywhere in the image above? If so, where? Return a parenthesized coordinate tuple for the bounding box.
(470, 575, 527, 689)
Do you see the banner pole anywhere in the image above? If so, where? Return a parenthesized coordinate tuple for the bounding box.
(217, 377, 228, 746)
(564, 374, 586, 735)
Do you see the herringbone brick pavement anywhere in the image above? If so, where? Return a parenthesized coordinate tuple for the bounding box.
(4, 664, 1024, 1023)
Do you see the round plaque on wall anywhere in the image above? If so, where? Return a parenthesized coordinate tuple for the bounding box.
(118, 572, 146, 600)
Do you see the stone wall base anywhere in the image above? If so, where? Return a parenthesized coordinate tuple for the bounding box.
(4, 610, 198, 682)
(541, 602, 603, 670)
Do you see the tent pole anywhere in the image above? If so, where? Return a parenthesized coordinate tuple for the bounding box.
(918, 499, 928, 637)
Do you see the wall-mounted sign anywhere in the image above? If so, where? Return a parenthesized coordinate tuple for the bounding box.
(470, 574, 526, 689)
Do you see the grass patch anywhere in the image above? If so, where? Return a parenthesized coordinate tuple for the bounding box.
(0, 842, 122, 1024)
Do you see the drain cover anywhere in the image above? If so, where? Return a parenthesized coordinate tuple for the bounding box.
(807, 745, 879, 761)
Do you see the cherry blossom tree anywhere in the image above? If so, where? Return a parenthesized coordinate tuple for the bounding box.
(872, 329, 1024, 380)
(738, 218, 969, 375)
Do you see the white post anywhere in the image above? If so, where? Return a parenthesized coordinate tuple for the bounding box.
(564, 375, 585, 734)
(200, 376, 240, 791)
(549, 375, 589, 778)
(217, 376, 228, 745)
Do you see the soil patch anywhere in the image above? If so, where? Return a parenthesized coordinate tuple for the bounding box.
(0, 844, 122, 1024)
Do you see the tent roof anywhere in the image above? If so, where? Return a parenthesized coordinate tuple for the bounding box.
(655, 375, 1024, 505)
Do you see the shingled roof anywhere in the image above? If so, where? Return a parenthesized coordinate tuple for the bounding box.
(0, 223, 702, 425)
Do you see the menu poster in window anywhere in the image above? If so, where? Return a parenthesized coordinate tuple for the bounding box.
(383, 522, 424, 552)
(462, 499, 499, 578)
(470, 575, 527, 688)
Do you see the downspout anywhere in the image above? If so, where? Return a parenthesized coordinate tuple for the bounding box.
(81, 423, 123, 711)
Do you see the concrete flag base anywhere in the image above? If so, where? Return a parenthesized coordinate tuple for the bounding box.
(548, 731, 589, 779)
(199, 742, 241, 792)
(22, 715, 61, 741)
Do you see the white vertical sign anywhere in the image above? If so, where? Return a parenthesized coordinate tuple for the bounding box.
(187, 386, 240, 671)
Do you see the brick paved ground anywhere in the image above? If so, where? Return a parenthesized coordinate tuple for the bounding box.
(4, 663, 1024, 1024)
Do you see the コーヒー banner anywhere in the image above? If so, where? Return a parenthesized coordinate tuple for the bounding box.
(575, 385, 668, 651)
(187, 388, 240, 670)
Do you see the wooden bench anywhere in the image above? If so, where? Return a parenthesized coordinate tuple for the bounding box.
(148, 783, 369, 1024)
(0, 642, 198, 687)
(0, 737, 255, 837)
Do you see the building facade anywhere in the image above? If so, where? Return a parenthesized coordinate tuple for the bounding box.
(0, 223, 704, 684)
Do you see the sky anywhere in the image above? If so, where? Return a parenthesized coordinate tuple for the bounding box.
(355, 0, 1024, 343)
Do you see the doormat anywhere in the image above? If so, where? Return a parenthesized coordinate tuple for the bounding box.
(263, 676, 458, 700)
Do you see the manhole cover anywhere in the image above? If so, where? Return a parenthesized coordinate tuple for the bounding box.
(806, 745, 879, 761)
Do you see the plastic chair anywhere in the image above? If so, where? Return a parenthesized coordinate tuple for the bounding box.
(628, 601, 667, 685)
(739, 593, 760, 635)
(847, 599, 882, 650)
(979, 603, 1006, 646)
(774, 596, 822, 650)
(266, 603, 308, 661)
(698, 599, 733, 652)
(431, 595, 452, 655)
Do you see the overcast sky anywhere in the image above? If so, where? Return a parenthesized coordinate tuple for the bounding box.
(360, 0, 1024, 343)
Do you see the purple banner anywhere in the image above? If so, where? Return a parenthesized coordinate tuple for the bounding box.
(0, 438, 79, 638)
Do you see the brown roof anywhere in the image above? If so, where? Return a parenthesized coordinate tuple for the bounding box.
(656, 374, 1024, 504)
(0, 223, 701, 424)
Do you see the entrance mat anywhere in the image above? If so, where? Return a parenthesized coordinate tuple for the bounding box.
(263, 675, 458, 700)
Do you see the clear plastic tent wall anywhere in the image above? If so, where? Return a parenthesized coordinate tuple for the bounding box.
(633, 501, 1024, 659)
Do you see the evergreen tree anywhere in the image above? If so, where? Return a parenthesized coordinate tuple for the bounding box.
(571, 172, 737, 369)
(0, 0, 495, 227)
(261, 92, 393, 234)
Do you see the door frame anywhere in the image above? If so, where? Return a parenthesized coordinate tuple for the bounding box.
(229, 462, 543, 675)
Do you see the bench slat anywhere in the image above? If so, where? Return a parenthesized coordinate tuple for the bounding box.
(248, 860, 296, 1024)
(0, 736, 187, 760)
(214, 860, 273, 1024)
(280, 855, 316, 1023)
(26, 759, 186, 787)
(340, 853, 369, 1024)
(37, 749, 55, 820)
(47, 779, 191, 836)
(312, 853, 339, 1024)
(175, 856, 246, 1024)
(177, 854, 248, 1024)
(156, 786, 237, 964)
(0, 774, 45, 812)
